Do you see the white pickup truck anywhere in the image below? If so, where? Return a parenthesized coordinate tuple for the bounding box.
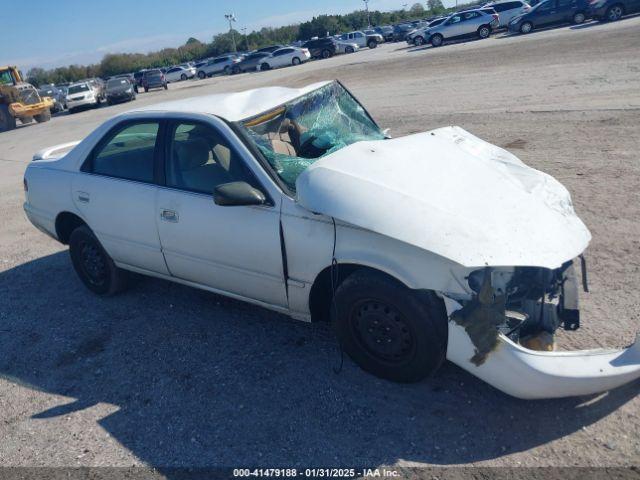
(338, 30, 383, 49)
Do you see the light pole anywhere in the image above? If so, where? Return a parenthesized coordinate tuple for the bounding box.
(241, 27, 248, 52)
(363, 0, 371, 27)
(224, 13, 237, 52)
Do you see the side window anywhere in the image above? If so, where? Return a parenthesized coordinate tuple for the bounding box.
(355, 32, 364, 38)
(558, 0, 571, 6)
(449, 15, 462, 23)
(90, 122, 159, 183)
(166, 122, 256, 195)
(538, 0, 553, 10)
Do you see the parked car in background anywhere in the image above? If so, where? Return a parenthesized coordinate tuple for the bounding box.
(335, 40, 359, 54)
(391, 23, 416, 41)
(302, 37, 338, 58)
(485, 0, 532, 26)
(508, 0, 590, 33)
(589, 0, 639, 21)
(142, 69, 168, 92)
(37, 84, 66, 113)
(339, 30, 383, 49)
(259, 47, 311, 70)
(235, 52, 271, 72)
(425, 10, 499, 47)
(256, 45, 285, 53)
(133, 70, 146, 90)
(65, 81, 102, 113)
(105, 77, 136, 105)
(196, 55, 241, 78)
(24, 80, 640, 400)
(375, 25, 394, 41)
(406, 17, 447, 45)
(164, 65, 196, 82)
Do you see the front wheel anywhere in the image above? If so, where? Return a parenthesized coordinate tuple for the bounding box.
(292, 56, 301, 65)
(0, 104, 17, 131)
(478, 25, 491, 39)
(180, 73, 187, 81)
(332, 269, 448, 383)
(163, 83, 168, 90)
(368, 40, 378, 49)
(430, 33, 443, 47)
(520, 21, 533, 33)
(414, 35, 425, 46)
(197, 71, 206, 79)
(223, 66, 231, 75)
(69, 226, 127, 296)
(260, 62, 270, 71)
(34, 109, 51, 123)
(345, 46, 354, 53)
(321, 49, 331, 59)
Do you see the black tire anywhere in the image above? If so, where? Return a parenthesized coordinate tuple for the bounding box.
(261, 62, 270, 71)
(292, 56, 301, 65)
(572, 11, 586, 24)
(69, 226, 127, 296)
(0, 104, 17, 131)
(605, 3, 624, 20)
(345, 46, 354, 53)
(478, 25, 491, 39)
(144, 87, 149, 93)
(520, 21, 533, 33)
(368, 40, 378, 49)
(163, 83, 168, 90)
(414, 35, 425, 46)
(34, 110, 50, 123)
(223, 65, 231, 75)
(430, 33, 444, 47)
(180, 73, 187, 81)
(232, 66, 240, 74)
(321, 49, 331, 59)
(332, 269, 448, 383)
(197, 70, 206, 79)
(106, 99, 113, 106)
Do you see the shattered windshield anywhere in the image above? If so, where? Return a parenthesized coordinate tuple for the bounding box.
(239, 81, 385, 191)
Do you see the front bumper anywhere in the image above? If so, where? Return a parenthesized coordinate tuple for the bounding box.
(443, 296, 640, 399)
(67, 97, 97, 108)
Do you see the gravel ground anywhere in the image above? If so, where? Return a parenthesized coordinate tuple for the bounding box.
(1, 16, 639, 471)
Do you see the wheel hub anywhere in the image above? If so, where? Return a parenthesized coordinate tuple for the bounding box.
(352, 300, 414, 362)
(81, 242, 106, 285)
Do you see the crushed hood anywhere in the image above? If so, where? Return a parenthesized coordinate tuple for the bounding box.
(295, 126, 591, 269)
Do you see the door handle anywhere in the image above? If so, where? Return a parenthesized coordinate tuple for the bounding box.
(160, 209, 179, 223)
(77, 191, 90, 203)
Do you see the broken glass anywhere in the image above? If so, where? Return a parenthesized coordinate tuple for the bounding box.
(238, 81, 385, 191)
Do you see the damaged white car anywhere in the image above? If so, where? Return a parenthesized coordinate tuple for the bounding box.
(23, 80, 640, 399)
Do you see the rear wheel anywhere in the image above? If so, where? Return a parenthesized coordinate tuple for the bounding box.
(414, 35, 425, 46)
(0, 104, 17, 131)
(605, 4, 624, 20)
(520, 21, 533, 33)
(292, 56, 301, 65)
(197, 70, 206, 79)
(180, 73, 187, 81)
(572, 11, 586, 23)
(34, 109, 51, 123)
(321, 49, 331, 59)
(69, 226, 127, 296)
(223, 65, 231, 75)
(478, 25, 491, 38)
(332, 269, 448, 383)
(163, 83, 168, 90)
(430, 33, 444, 47)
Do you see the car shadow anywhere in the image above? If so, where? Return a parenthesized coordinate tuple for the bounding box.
(1, 251, 638, 472)
(571, 13, 640, 29)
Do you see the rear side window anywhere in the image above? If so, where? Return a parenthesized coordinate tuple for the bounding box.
(89, 122, 159, 183)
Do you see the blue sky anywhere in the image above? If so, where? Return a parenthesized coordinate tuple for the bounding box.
(1, 0, 455, 71)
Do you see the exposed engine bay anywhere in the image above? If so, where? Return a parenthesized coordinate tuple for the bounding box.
(452, 258, 587, 365)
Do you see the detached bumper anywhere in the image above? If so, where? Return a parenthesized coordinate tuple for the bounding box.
(444, 297, 640, 399)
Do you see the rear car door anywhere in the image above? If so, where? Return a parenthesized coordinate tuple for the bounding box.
(155, 117, 287, 307)
(72, 120, 169, 275)
(557, 0, 578, 20)
(443, 14, 464, 37)
(534, 0, 561, 25)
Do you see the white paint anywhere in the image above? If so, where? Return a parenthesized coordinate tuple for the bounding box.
(297, 126, 591, 269)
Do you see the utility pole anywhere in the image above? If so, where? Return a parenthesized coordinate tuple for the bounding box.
(224, 13, 237, 52)
(363, 0, 371, 27)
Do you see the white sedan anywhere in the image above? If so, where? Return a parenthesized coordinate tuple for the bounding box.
(23, 80, 640, 399)
(164, 65, 196, 82)
(258, 47, 311, 70)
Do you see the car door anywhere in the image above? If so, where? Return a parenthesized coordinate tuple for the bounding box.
(155, 117, 287, 307)
(557, 0, 577, 20)
(443, 14, 464, 38)
(72, 119, 169, 275)
(534, 0, 561, 25)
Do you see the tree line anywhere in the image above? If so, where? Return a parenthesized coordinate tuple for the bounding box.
(26, 1, 464, 86)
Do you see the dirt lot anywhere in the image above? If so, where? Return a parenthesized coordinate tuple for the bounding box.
(1, 17, 640, 471)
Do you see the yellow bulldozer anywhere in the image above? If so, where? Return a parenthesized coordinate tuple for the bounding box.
(0, 66, 53, 132)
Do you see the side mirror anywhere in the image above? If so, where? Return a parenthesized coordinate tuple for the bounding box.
(214, 181, 266, 207)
